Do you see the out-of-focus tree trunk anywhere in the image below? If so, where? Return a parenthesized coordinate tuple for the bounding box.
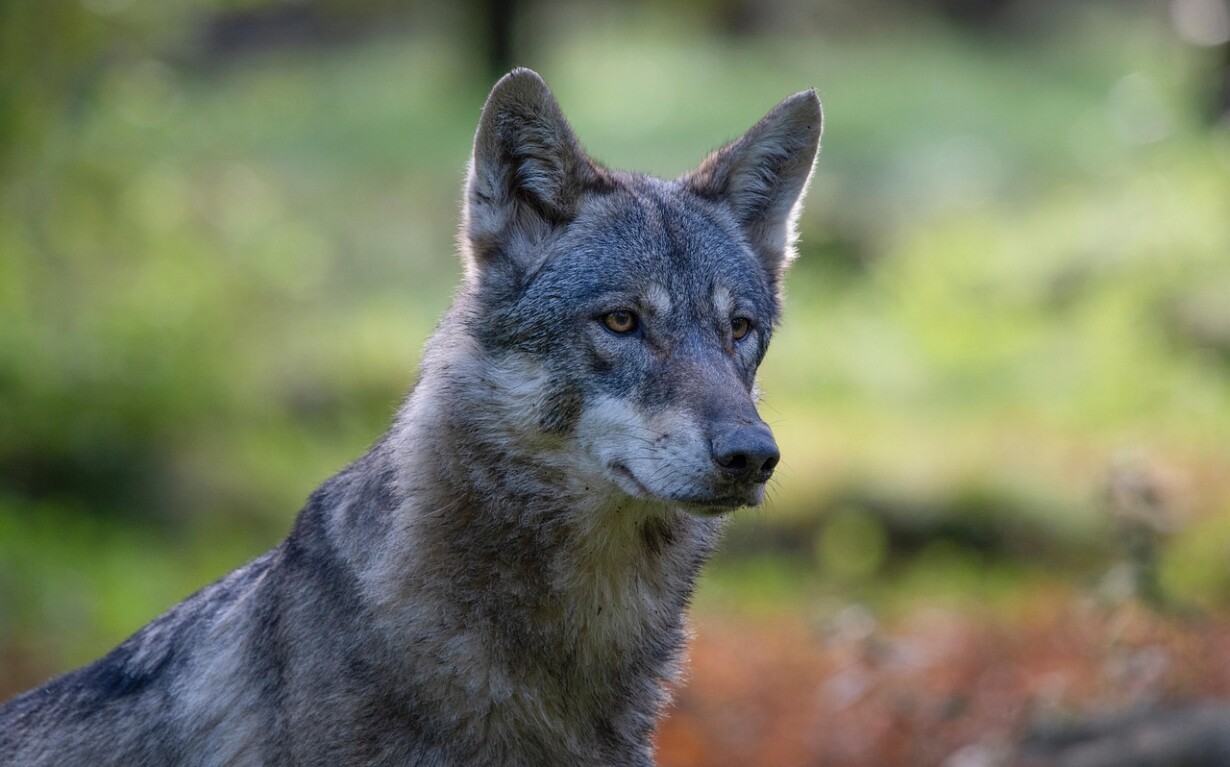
(935, 0, 1017, 28)
(483, 0, 517, 80)
(1214, 39, 1230, 123)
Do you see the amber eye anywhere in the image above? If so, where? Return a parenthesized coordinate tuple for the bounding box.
(731, 316, 752, 341)
(602, 310, 639, 335)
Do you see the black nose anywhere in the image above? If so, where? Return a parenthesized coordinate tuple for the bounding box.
(711, 424, 780, 483)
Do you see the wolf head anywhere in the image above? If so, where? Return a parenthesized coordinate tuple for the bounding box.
(432, 69, 820, 515)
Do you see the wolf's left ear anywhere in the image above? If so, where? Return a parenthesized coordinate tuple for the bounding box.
(684, 90, 822, 278)
(463, 68, 606, 276)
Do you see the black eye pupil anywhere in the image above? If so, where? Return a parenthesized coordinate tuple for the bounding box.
(732, 317, 751, 340)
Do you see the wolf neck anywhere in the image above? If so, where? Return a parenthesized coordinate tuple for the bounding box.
(349, 331, 722, 724)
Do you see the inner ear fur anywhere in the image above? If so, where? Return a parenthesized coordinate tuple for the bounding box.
(684, 90, 823, 278)
(463, 68, 608, 274)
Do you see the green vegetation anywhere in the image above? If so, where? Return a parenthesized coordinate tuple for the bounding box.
(2, 2, 1228, 692)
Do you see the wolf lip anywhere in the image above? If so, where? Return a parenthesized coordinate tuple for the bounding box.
(610, 462, 759, 513)
(610, 462, 654, 498)
(680, 501, 743, 516)
(677, 493, 756, 514)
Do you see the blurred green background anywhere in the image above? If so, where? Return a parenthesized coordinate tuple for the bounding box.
(2, 0, 1229, 752)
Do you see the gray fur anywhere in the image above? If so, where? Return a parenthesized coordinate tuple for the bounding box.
(0, 69, 822, 766)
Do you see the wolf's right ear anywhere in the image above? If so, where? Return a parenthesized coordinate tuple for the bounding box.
(463, 68, 605, 277)
(684, 90, 822, 281)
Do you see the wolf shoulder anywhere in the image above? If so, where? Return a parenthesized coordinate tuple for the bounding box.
(0, 547, 286, 767)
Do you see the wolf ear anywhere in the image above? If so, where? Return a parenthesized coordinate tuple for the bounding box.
(463, 68, 605, 275)
(684, 90, 822, 278)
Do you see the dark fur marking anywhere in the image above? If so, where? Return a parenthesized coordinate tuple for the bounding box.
(639, 516, 678, 556)
(538, 378, 583, 434)
(78, 644, 173, 701)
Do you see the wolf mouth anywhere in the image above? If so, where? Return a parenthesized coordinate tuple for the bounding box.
(676, 494, 758, 514)
(610, 462, 754, 513)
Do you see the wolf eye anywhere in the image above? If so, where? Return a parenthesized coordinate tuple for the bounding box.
(602, 310, 639, 335)
(731, 316, 752, 341)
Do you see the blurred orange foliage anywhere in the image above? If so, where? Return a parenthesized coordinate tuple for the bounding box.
(657, 597, 1230, 766)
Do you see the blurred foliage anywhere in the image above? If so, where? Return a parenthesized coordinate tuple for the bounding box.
(1, 0, 1229, 705)
(1162, 512, 1230, 610)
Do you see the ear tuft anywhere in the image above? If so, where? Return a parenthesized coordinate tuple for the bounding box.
(463, 69, 604, 276)
(684, 89, 823, 278)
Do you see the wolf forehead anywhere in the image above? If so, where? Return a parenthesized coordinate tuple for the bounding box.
(472, 176, 781, 325)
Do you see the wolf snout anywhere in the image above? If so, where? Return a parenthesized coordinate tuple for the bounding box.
(710, 423, 780, 483)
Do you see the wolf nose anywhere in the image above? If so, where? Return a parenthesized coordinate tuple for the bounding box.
(711, 425, 780, 483)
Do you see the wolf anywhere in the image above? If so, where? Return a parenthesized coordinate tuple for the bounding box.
(0, 68, 821, 766)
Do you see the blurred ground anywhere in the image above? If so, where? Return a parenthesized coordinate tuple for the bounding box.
(659, 596, 1230, 766)
(2, 0, 1230, 762)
